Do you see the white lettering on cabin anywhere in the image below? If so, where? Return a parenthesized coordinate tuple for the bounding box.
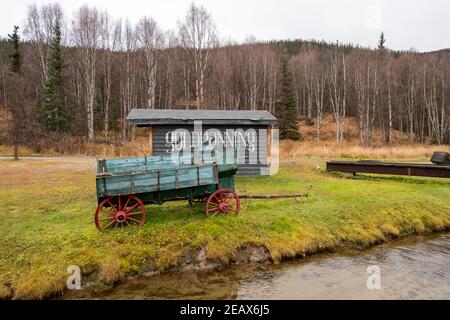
(167, 121, 280, 174)
(166, 128, 256, 152)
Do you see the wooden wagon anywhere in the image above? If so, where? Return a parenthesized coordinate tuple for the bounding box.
(94, 154, 240, 231)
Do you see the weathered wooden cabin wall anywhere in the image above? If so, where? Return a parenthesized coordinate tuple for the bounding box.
(151, 124, 270, 176)
(127, 109, 277, 176)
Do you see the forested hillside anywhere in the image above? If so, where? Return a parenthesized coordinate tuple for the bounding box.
(0, 2, 449, 153)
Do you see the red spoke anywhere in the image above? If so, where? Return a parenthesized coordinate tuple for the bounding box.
(211, 209, 221, 217)
(98, 216, 115, 221)
(124, 196, 131, 210)
(118, 196, 122, 211)
(124, 219, 130, 226)
(127, 211, 144, 216)
(107, 200, 118, 212)
(125, 202, 140, 213)
(100, 209, 114, 216)
(127, 217, 143, 224)
(104, 220, 116, 229)
(123, 197, 132, 209)
(208, 207, 219, 213)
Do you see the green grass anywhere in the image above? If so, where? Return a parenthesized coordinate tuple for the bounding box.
(0, 159, 449, 299)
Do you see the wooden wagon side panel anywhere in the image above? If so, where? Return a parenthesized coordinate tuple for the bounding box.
(99, 154, 219, 176)
(96, 164, 217, 198)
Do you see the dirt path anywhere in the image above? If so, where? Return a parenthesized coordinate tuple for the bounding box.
(0, 156, 325, 177)
(0, 156, 97, 161)
(0, 155, 316, 164)
(0, 156, 97, 174)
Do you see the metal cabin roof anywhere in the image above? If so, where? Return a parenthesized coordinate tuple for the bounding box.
(126, 109, 277, 126)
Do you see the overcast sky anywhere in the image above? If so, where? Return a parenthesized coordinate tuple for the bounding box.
(1, 0, 449, 52)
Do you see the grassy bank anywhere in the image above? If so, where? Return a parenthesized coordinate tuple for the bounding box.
(0, 158, 449, 299)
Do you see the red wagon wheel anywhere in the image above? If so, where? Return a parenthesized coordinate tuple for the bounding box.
(95, 195, 147, 231)
(205, 189, 240, 217)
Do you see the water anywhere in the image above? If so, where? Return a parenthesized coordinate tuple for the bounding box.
(65, 233, 450, 300)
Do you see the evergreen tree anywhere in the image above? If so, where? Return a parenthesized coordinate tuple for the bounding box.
(378, 32, 386, 50)
(276, 53, 301, 140)
(8, 26, 20, 73)
(41, 21, 71, 132)
(8, 26, 22, 160)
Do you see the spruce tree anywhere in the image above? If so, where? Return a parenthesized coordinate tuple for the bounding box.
(276, 54, 301, 140)
(8, 26, 20, 73)
(8, 26, 21, 160)
(378, 32, 386, 50)
(41, 21, 71, 132)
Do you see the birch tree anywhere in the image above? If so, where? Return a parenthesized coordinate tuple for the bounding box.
(100, 13, 121, 137)
(386, 60, 393, 144)
(312, 64, 326, 141)
(135, 16, 164, 109)
(399, 56, 417, 143)
(121, 20, 136, 139)
(329, 51, 347, 141)
(423, 64, 449, 144)
(24, 3, 64, 86)
(178, 3, 217, 109)
(71, 5, 101, 140)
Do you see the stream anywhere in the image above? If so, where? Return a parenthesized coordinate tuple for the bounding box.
(64, 233, 449, 300)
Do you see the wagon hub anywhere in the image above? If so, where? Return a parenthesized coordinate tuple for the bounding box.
(115, 211, 127, 223)
(218, 202, 228, 213)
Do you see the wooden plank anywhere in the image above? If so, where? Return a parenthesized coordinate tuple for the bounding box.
(148, 125, 153, 155)
(267, 125, 271, 167)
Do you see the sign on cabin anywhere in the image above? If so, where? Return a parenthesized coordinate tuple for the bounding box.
(126, 109, 277, 176)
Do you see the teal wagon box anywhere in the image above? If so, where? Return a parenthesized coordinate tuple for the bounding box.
(94, 154, 240, 231)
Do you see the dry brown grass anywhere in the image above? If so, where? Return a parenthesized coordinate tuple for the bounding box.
(0, 284, 12, 300)
(99, 259, 122, 285)
(0, 136, 151, 158)
(281, 114, 450, 160)
(1, 114, 448, 160)
(13, 270, 67, 300)
(280, 140, 450, 160)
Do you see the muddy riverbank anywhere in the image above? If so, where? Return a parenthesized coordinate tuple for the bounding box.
(63, 232, 450, 300)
